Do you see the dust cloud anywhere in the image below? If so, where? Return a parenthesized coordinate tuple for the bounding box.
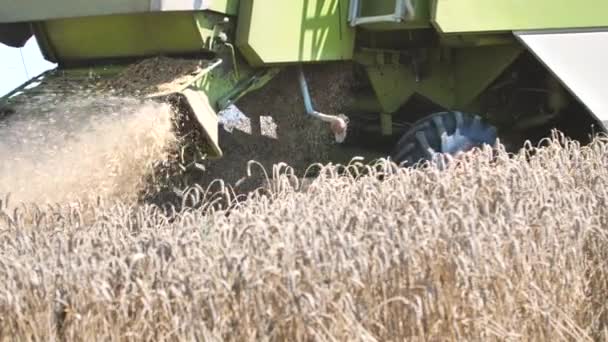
(0, 95, 177, 206)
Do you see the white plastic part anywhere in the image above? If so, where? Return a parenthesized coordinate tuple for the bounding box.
(515, 29, 608, 121)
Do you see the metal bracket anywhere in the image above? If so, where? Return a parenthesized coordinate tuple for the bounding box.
(0, 69, 53, 110)
(216, 67, 282, 110)
(144, 58, 223, 99)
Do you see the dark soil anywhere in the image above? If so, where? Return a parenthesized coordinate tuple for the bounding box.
(185, 62, 357, 195)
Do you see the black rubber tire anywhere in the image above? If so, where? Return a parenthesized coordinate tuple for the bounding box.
(391, 111, 498, 167)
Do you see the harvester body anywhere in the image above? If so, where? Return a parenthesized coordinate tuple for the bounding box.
(1, 0, 607, 167)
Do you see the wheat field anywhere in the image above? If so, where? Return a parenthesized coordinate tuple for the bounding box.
(1, 130, 608, 341)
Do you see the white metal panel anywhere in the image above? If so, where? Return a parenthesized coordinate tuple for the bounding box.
(515, 29, 608, 121)
(150, 0, 209, 11)
(0, 1, 148, 23)
(0, 0, 210, 23)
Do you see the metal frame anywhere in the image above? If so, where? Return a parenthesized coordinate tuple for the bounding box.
(348, 0, 413, 27)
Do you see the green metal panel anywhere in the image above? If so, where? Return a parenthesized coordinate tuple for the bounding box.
(174, 88, 224, 158)
(453, 45, 523, 107)
(432, 0, 608, 34)
(358, 45, 522, 114)
(360, 0, 400, 17)
(361, 50, 454, 113)
(236, 0, 355, 66)
(38, 12, 227, 63)
(193, 12, 237, 50)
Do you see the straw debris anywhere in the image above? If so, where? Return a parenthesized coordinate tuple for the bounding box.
(99, 56, 208, 96)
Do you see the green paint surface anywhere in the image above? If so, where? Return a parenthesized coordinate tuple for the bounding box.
(42, 13, 203, 62)
(453, 45, 523, 107)
(433, 0, 608, 33)
(236, 0, 355, 66)
(360, 45, 522, 113)
(38, 11, 235, 63)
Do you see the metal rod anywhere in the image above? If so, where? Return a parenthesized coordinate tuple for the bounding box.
(404, 0, 415, 19)
(348, 0, 360, 26)
(351, 14, 403, 26)
(145, 58, 223, 99)
(0, 69, 53, 110)
(186, 58, 223, 90)
(395, 0, 404, 20)
(297, 65, 348, 143)
(224, 42, 240, 80)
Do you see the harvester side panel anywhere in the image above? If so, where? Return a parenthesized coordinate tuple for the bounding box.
(432, 0, 608, 33)
(236, 0, 356, 66)
(357, 45, 522, 115)
(34, 11, 229, 64)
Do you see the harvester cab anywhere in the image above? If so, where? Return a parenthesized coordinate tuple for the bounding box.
(1, 0, 607, 175)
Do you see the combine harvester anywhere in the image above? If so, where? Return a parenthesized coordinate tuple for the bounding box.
(1, 0, 608, 170)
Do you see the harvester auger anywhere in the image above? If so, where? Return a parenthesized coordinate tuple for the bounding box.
(2, 0, 608, 185)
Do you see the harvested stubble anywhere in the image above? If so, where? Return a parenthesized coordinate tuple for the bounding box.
(2, 134, 608, 341)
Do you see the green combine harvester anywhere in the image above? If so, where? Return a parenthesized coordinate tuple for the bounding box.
(2, 0, 608, 169)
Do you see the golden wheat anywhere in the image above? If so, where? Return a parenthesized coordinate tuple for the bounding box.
(0, 133, 607, 341)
